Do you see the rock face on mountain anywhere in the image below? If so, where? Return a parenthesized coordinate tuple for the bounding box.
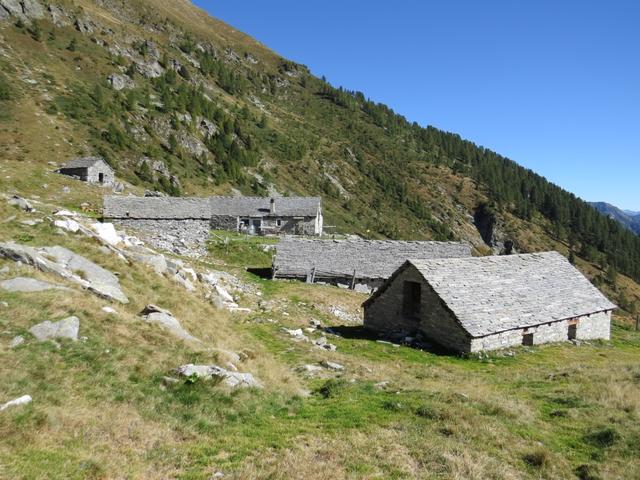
(590, 202, 640, 236)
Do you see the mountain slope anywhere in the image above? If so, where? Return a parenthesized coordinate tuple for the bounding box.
(591, 202, 640, 235)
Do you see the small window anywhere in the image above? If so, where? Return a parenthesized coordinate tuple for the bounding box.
(98, 172, 105, 183)
(276, 219, 282, 227)
(568, 323, 577, 340)
(402, 281, 421, 319)
(522, 333, 534, 346)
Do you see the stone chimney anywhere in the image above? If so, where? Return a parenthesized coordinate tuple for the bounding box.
(270, 197, 276, 215)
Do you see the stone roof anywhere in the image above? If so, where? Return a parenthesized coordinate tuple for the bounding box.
(61, 156, 110, 170)
(103, 196, 211, 219)
(273, 238, 472, 280)
(102, 196, 321, 219)
(209, 196, 320, 217)
(368, 252, 616, 337)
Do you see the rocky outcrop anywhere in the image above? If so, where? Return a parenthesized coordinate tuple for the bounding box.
(107, 73, 134, 91)
(0, 242, 128, 303)
(48, 4, 70, 27)
(0, 0, 44, 21)
(29, 316, 79, 342)
(0, 276, 70, 292)
(174, 364, 262, 388)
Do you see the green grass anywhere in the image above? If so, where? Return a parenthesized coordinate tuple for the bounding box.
(207, 230, 277, 268)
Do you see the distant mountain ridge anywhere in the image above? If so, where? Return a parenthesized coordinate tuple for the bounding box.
(591, 202, 640, 235)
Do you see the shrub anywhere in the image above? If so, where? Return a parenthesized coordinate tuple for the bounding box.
(585, 427, 620, 448)
(0, 74, 12, 101)
(522, 448, 550, 468)
(317, 379, 347, 399)
(575, 464, 601, 480)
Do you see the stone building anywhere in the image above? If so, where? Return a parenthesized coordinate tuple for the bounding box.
(363, 252, 616, 353)
(102, 195, 322, 254)
(58, 157, 115, 185)
(273, 238, 472, 291)
(208, 196, 322, 235)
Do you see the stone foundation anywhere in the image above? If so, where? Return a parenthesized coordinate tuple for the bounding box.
(112, 218, 210, 257)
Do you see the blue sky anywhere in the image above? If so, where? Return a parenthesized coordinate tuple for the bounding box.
(193, 1, 640, 211)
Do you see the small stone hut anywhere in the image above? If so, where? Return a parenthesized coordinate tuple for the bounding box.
(363, 252, 616, 352)
(58, 157, 114, 185)
(273, 238, 472, 290)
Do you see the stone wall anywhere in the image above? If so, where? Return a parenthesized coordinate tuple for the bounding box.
(86, 163, 115, 184)
(210, 215, 239, 231)
(364, 265, 471, 352)
(469, 310, 612, 352)
(112, 218, 210, 256)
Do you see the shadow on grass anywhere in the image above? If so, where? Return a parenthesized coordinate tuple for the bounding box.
(246, 267, 272, 279)
(327, 325, 458, 356)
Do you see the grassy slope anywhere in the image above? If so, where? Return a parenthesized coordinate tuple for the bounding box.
(0, 199, 639, 479)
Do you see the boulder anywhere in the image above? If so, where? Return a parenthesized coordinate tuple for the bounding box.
(10, 335, 24, 348)
(135, 60, 164, 78)
(107, 73, 134, 91)
(0, 276, 70, 292)
(124, 248, 167, 275)
(174, 364, 262, 388)
(0, 242, 128, 303)
(172, 273, 195, 292)
(89, 222, 121, 246)
(29, 316, 80, 342)
(53, 218, 80, 233)
(0, 395, 32, 412)
(101, 306, 116, 314)
(7, 195, 34, 212)
(320, 360, 344, 371)
(112, 182, 125, 193)
(283, 328, 309, 342)
(139, 305, 200, 343)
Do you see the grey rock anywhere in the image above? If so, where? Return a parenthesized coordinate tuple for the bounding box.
(112, 182, 124, 193)
(172, 273, 195, 292)
(298, 364, 323, 374)
(10, 335, 24, 348)
(320, 360, 344, 371)
(174, 364, 262, 388)
(75, 15, 95, 34)
(140, 305, 200, 342)
(29, 316, 79, 342)
(107, 73, 134, 91)
(48, 4, 70, 26)
(21, 0, 44, 18)
(124, 249, 167, 275)
(0, 242, 128, 303)
(0, 394, 32, 412)
(0, 0, 23, 18)
(7, 195, 34, 212)
(135, 59, 163, 78)
(0, 276, 70, 292)
(41, 245, 128, 303)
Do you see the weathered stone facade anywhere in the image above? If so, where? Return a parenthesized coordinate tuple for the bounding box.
(363, 253, 616, 353)
(58, 157, 115, 185)
(113, 218, 210, 256)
